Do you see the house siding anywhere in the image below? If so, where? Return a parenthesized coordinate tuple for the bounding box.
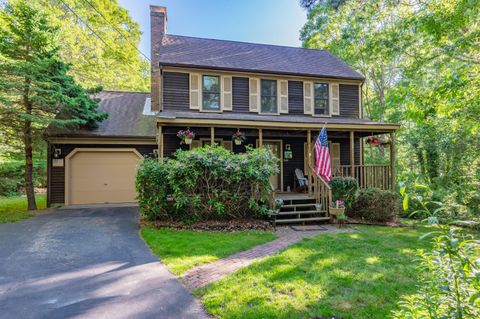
(163, 71, 189, 111)
(47, 143, 157, 205)
(161, 71, 360, 118)
(338, 84, 359, 118)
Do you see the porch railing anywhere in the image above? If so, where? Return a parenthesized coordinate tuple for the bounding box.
(334, 165, 392, 190)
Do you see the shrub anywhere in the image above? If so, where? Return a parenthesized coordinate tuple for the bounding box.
(135, 158, 173, 220)
(135, 145, 279, 222)
(330, 176, 359, 210)
(352, 187, 399, 222)
(0, 160, 46, 196)
(393, 192, 480, 319)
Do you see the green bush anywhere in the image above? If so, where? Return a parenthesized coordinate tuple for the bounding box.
(330, 176, 359, 210)
(135, 145, 279, 222)
(352, 187, 399, 222)
(135, 158, 173, 220)
(0, 160, 46, 196)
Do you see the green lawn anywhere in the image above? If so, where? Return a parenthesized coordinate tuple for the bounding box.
(197, 225, 432, 319)
(141, 227, 277, 275)
(0, 194, 47, 223)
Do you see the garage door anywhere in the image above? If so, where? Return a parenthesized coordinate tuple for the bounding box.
(67, 149, 142, 205)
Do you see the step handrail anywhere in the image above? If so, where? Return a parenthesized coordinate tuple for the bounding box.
(308, 164, 331, 190)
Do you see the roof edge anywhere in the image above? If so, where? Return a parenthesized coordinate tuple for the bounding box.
(159, 62, 365, 81)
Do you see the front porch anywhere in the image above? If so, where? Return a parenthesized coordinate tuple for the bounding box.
(156, 122, 397, 222)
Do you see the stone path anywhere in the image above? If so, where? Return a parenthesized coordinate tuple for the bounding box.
(182, 225, 353, 291)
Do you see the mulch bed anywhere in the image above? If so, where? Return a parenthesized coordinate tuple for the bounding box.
(346, 217, 405, 227)
(142, 219, 274, 232)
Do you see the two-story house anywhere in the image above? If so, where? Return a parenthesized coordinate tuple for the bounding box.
(45, 6, 399, 209)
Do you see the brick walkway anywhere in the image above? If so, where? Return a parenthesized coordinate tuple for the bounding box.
(182, 225, 353, 291)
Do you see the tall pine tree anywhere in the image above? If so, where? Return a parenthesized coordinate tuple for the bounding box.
(0, 0, 107, 210)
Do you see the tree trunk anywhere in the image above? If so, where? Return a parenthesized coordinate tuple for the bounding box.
(23, 83, 37, 210)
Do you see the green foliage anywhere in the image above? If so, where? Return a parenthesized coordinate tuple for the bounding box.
(33, 0, 149, 92)
(393, 189, 480, 319)
(0, 160, 46, 196)
(136, 146, 279, 222)
(134, 158, 172, 220)
(352, 187, 399, 222)
(330, 176, 359, 210)
(301, 0, 480, 221)
(0, 0, 107, 209)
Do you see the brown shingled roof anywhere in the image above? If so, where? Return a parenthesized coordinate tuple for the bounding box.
(45, 91, 156, 139)
(157, 35, 364, 80)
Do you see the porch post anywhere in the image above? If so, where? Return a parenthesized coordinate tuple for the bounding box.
(210, 127, 215, 145)
(350, 130, 355, 178)
(157, 124, 164, 161)
(390, 132, 396, 190)
(259, 128, 263, 147)
(307, 130, 312, 195)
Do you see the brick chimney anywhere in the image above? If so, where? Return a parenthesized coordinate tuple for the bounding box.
(150, 6, 167, 112)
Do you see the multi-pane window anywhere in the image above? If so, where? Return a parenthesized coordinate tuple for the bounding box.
(314, 83, 329, 115)
(202, 75, 220, 111)
(260, 79, 277, 113)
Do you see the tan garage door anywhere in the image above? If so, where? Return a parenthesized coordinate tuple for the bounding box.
(67, 149, 142, 205)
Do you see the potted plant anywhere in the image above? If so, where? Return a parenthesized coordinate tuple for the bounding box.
(329, 199, 346, 216)
(232, 129, 247, 145)
(177, 129, 195, 145)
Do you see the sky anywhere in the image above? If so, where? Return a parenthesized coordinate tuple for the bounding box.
(117, 0, 308, 60)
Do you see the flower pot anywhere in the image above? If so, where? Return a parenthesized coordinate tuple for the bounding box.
(234, 139, 242, 146)
(184, 137, 193, 145)
(329, 207, 345, 216)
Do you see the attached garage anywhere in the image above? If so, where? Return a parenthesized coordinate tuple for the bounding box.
(65, 148, 143, 205)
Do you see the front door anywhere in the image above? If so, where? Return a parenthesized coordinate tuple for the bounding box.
(262, 141, 282, 191)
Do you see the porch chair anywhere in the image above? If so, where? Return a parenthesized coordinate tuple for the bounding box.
(294, 168, 308, 193)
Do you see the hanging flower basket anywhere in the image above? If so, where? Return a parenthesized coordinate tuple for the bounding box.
(366, 135, 390, 148)
(177, 129, 195, 145)
(232, 129, 247, 145)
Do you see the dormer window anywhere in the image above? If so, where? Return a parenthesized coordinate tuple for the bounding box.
(202, 75, 220, 111)
(260, 79, 278, 114)
(314, 83, 329, 116)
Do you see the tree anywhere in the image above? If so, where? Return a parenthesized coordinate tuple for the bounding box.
(0, 0, 107, 209)
(300, 0, 480, 217)
(33, 0, 149, 92)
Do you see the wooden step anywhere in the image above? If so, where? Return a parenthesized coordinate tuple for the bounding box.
(281, 203, 317, 209)
(275, 217, 330, 224)
(275, 210, 325, 216)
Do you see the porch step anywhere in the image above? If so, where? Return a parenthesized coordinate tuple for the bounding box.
(276, 210, 325, 216)
(281, 203, 317, 209)
(275, 217, 330, 224)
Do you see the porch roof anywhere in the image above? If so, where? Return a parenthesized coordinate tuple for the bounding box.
(156, 110, 400, 132)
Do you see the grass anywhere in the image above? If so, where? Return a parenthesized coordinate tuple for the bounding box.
(0, 194, 47, 223)
(141, 227, 277, 275)
(197, 225, 433, 319)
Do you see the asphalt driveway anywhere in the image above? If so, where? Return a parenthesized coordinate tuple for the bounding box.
(0, 206, 209, 319)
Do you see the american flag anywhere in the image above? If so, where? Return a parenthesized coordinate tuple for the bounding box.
(314, 127, 332, 182)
